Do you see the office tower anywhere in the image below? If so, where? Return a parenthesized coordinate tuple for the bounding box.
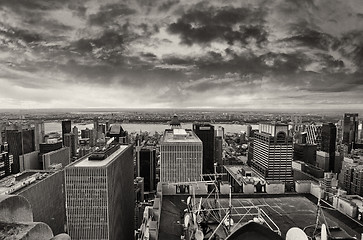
(342, 113, 358, 153)
(160, 128, 202, 183)
(193, 123, 215, 176)
(94, 117, 99, 137)
(293, 143, 317, 165)
(246, 125, 252, 138)
(73, 126, 79, 149)
(33, 121, 45, 151)
(321, 123, 337, 172)
(63, 133, 76, 158)
(215, 136, 223, 167)
(0, 143, 11, 179)
(65, 144, 134, 240)
(251, 123, 293, 184)
(5, 129, 35, 174)
(61, 120, 71, 146)
(215, 126, 224, 139)
(107, 124, 128, 144)
(136, 147, 156, 192)
(306, 124, 322, 150)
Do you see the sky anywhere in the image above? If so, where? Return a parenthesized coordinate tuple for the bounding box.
(0, 0, 363, 110)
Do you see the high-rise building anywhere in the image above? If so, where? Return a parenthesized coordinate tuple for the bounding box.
(160, 128, 202, 183)
(39, 141, 63, 154)
(321, 123, 337, 172)
(246, 125, 252, 138)
(215, 136, 223, 167)
(63, 133, 76, 158)
(33, 121, 45, 151)
(0, 143, 11, 179)
(136, 146, 156, 192)
(342, 113, 358, 153)
(65, 144, 134, 240)
(61, 120, 71, 146)
(251, 123, 293, 184)
(193, 123, 215, 176)
(73, 126, 79, 150)
(306, 124, 322, 150)
(293, 143, 317, 165)
(41, 147, 70, 170)
(107, 124, 128, 144)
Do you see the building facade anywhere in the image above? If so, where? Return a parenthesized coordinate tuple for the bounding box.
(193, 123, 215, 176)
(321, 123, 337, 172)
(136, 146, 157, 192)
(65, 144, 134, 240)
(251, 123, 293, 184)
(160, 129, 202, 183)
(61, 120, 71, 146)
(342, 113, 359, 153)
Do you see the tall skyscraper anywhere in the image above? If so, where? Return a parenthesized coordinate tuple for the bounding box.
(73, 126, 79, 150)
(321, 123, 337, 172)
(63, 133, 76, 158)
(0, 143, 11, 179)
(136, 146, 156, 192)
(342, 113, 358, 153)
(306, 124, 322, 150)
(62, 120, 71, 146)
(33, 121, 45, 151)
(193, 123, 215, 176)
(160, 128, 202, 183)
(65, 144, 134, 240)
(251, 123, 293, 184)
(107, 124, 128, 144)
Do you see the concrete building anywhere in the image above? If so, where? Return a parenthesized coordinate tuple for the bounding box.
(19, 151, 40, 171)
(0, 170, 66, 235)
(306, 124, 322, 150)
(193, 123, 215, 176)
(63, 133, 76, 158)
(251, 123, 293, 184)
(160, 128, 202, 183)
(321, 123, 337, 172)
(0, 143, 12, 179)
(42, 147, 70, 170)
(65, 144, 134, 240)
(40, 142, 63, 154)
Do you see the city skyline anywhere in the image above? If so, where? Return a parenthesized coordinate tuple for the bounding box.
(1, 0, 363, 109)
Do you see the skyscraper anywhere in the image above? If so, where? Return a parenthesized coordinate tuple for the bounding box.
(65, 144, 134, 240)
(61, 120, 71, 146)
(306, 124, 322, 150)
(63, 133, 76, 158)
(342, 113, 358, 153)
(73, 126, 79, 150)
(251, 123, 293, 184)
(193, 123, 215, 176)
(321, 123, 337, 172)
(160, 128, 202, 183)
(136, 146, 156, 192)
(0, 143, 11, 179)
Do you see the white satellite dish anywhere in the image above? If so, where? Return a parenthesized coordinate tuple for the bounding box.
(321, 223, 327, 240)
(286, 227, 308, 240)
(184, 214, 190, 227)
(195, 229, 204, 240)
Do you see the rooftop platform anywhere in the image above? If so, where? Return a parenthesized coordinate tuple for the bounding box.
(161, 129, 201, 143)
(73, 145, 128, 168)
(159, 195, 359, 240)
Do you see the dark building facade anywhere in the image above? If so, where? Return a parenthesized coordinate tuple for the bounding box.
(5, 129, 35, 174)
(193, 123, 215, 176)
(0, 143, 11, 179)
(61, 120, 71, 146)
(39, 142, 62, 154)
(321, 123, 337, 172)
(293, 143, 317, 165)
(342, 113, 358, 153)
(136, 147, 156, 192)
(63, 133, 76, 158)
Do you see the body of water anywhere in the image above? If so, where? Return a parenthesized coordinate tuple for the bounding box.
(44, 122, 259, 134)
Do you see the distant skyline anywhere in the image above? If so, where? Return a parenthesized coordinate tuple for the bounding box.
(1, 0, 363, 109)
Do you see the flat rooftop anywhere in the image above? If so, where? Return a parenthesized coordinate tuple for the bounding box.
(159, 195, 359, 240)
(73, 145, 128, 168)
(161, 129, 201, 143)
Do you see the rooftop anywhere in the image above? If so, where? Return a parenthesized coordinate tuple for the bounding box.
(161, 129, 201, 143)
(72, 145, 128, 168)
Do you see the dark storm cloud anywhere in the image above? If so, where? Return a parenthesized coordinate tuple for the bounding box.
(0, 26, 42, 44)
(158, 0, 180, 12)
(168, 6, 267, 45)
(89, 3, 137, 26)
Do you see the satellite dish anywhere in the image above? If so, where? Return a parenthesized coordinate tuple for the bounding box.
(286, 227, 308, 240)
(184, 214, 190, 227)
(321, 223, 327, 240)
(195, 229, 204, 240)
(187, 196, 192, 205)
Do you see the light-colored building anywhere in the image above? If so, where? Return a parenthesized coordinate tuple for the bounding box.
(160, 128, 202, 183)
(42, 147, 70, 170)
(251, 123, 293, 184)
(65, 144, 134, 240)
